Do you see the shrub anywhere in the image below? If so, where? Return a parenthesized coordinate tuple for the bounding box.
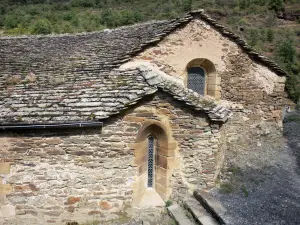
(165, 200, 172, 207)
(268, 0, 284, 12)
(31, 18, 52, 34)
(4, 13, 21, 29)
(267, 29, 274, 42)
(182, 0, 192, 12)
(219, 182, 234, 194)
(248, 29, 259, 46)
(275, 39, 296, 64)
(71, 0, 95, 7)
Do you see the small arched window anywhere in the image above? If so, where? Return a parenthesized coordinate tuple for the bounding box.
(147, 135, 155, 188)
(187, 67, 206, 96)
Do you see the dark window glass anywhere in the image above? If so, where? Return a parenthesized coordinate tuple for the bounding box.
(147, 135, 155, 188)
(187, 67, 206, 95)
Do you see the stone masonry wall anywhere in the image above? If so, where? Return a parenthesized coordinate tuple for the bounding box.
(130, 18, 293, 159)
(0, 91, 223, 225)
(133, 19, 291, 119)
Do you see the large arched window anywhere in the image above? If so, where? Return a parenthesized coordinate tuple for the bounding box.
(187, 67, 206, 96)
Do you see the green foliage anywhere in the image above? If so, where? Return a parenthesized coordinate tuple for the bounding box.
(268, 0, 284, 12)
(165, 200, 173, 207)
(183, 0, 193, 12)
(267, 29, 274, 42)
(219, 182, 235, 194)
(71, 0, 95, 7)
(31, 18, 53, 34)
(285, 114, 300, 123)
(274, 40, 300, 102)
(275, 40, 296, 64)
(248, 29, 259, 46)
(296, 101, 300, 111)
(241, 185, 249, 197)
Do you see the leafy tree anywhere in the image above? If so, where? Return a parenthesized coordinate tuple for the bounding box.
(31, 18, 53, 34)
(275, 40, 296, 64)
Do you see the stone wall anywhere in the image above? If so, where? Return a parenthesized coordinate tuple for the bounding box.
(0, 91, 224, 224)
(133, 19, 291, 119)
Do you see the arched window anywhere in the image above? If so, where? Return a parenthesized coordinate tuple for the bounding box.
(187, 67, 206, 96)
(147, 135, 155, 188)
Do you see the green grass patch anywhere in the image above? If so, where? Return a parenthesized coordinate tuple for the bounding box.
(285, 114, 300, 123)
(241, 185, 249, 197)
(219, 182, 235, 194)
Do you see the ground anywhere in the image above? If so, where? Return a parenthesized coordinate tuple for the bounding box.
(78, 207, 175, 225)
(211, 111, 300, 225)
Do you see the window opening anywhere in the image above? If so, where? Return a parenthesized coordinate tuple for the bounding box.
(187, 67, 206, 95)
(147, 135, 155, 188)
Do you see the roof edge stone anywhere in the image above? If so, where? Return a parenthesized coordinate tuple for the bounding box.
(137, 65, 232, 123)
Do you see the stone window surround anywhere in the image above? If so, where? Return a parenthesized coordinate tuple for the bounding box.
(131, 119, 179, 206)
(185, 58, 221, 100)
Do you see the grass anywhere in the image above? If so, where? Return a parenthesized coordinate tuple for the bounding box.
(219, 182, 235, 194)
(285, 114, 300, 123)
(165, 200, 173, 207)
(241, 185, 249, 197)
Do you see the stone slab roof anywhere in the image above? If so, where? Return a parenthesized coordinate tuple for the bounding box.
(0, 10, 285, 124)
(0, 66, 231, 124)
(0, 10, 288, 78)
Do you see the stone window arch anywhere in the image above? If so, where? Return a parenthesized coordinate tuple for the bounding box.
(131, 120, 179, 207)
(185, 58, 221, 100)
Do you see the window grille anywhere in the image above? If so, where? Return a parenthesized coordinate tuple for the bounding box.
(187, 67, 206, 96)
(147, 135, 155, 188)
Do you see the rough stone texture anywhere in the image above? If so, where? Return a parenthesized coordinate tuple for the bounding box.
(0, 9, 295, 225)
(0, 92, 225, 224)
(133, 18, 291, 119)
(0, 66, 230, 124)
(130, 13, 293, 172)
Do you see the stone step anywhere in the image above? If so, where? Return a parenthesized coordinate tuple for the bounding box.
(167, 204, 195, 225)
(194, 190, 227, 224)
(185, 198, 219, 225)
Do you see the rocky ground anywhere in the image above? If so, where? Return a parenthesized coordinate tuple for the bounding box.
(211, 111, 300, 225)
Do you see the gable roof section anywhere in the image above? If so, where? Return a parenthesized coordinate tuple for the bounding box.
(0, 10, 288, 78)
(193, 11, 288, 77)
(0, 9, 286, 125)
(0, 67, 231, 124)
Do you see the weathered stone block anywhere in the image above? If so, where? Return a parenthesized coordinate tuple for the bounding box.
(65, 197, 81, 205)
(99, 200, 113, 210)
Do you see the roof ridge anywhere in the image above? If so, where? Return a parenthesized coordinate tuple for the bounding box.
(0, 9, 288, 78)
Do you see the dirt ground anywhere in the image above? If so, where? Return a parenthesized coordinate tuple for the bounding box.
(211, 112, 300, 225)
